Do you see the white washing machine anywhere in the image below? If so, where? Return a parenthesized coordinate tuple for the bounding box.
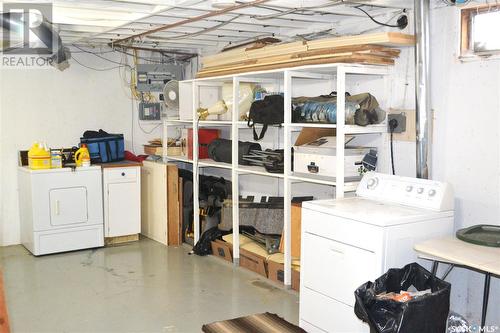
(299, 172, 455, 333)
(18, 166, 104, 256)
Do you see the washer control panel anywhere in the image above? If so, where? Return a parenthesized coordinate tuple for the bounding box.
(356, 172, 454, 211)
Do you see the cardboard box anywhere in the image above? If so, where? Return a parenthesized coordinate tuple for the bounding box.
(267, 259, 300, 291)
(294, 127, 336, 146)
(211, 239, 233, 262)
(239, 248, 268, 277)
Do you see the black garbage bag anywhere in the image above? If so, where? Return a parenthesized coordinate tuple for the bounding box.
(354, 263, 451, 333)
(192, 227, 231, 256)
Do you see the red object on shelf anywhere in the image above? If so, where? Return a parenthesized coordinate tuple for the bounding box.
(188, 129, 220, 159)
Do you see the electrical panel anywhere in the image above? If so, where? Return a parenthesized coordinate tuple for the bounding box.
(139, 102, 162, 121)
(136, 64, 183, 92)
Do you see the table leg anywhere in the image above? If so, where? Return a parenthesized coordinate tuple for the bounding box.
(442, 264, 455, 280)
(481, 273, 491, 328)
(431, 261, 439, 276)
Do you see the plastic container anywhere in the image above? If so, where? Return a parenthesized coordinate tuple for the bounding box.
(50, 149, 63, 168)
(74, 144, 91, 167)
(28, 142, 51, 170)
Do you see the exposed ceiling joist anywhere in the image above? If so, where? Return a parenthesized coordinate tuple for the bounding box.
(110, 0, 272, 45)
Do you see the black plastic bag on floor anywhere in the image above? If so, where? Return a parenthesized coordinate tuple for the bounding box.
(192, 227, 230, 256)
(354, 263, 451, 333)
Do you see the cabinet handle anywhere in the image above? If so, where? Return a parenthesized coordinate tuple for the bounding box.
(121, 172, 126, 176)
(55, 200, 60, 215)
(329, 247, 344, 255)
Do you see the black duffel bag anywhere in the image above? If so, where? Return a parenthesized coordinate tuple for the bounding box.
(208, 139, 261, 165)
(247, 95, 284, 141)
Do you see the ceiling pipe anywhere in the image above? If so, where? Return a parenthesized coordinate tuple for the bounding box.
(414, 0, 431, 179)
(110, 0, 271, 46)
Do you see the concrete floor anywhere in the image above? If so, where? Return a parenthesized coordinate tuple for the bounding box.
(0, 238, 299, 333)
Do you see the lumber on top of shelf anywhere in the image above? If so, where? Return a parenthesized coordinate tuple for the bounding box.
(201, 32, 414, 68)
(196, 54, 395, 78)
(198, 53, 394, 76)
(202, 41, 308, 68)
(306, 32, 415, 50)
(202, 45, 400, 72)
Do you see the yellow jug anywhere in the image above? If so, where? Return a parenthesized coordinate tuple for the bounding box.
(28, 142, 51, 169)
(74, 144, 91, 167)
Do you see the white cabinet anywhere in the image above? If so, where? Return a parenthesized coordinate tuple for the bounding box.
(103, 165, 141, 238)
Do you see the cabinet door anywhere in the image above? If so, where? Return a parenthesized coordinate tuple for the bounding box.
(141, 162, 167, 244)
(50, 187, 88, 226)
(106, 181, 140, 237)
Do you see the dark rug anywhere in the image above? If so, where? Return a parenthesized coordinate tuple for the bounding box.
(202, 312, 306, 333)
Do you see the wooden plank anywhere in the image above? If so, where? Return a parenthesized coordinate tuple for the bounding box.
(294, 45, 401, 58)
(202, 46, 399, 72)
(460, 9, 471, 55)
(221, 37, 281, 52)
(178, 177, 183, 245)
(203, 40, 307, 68)
(202, 33, 413, 68)
(197, 54, 394, 78)
(105, 234, 139, 246)
(167, 164, 181, 246)
(0, 270, 10, 333)
(279, 203, 302, 258)
(307, 32, 415, 50)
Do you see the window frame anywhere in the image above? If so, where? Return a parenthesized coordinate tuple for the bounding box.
(460, 4, 500, 59)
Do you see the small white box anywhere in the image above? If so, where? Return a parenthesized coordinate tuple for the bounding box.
(293, 136, 370, 178)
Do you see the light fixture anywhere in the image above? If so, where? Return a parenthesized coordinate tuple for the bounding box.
(212, 0, 236, 8)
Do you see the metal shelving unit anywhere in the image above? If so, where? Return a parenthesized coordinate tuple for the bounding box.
(163, 62, 391, 287)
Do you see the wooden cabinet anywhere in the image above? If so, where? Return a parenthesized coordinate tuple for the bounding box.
(103, 166, 141, 238)
(141, 161, 182, 246)
(141, 161, 168, 244)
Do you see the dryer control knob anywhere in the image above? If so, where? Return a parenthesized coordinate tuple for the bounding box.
(367, 177, 378, 189)
(406, 185, 413, 192)
(417, 187, 424, 194)
(428, 189, 437, 197)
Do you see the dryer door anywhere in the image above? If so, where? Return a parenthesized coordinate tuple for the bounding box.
(50, 187, 88, 226)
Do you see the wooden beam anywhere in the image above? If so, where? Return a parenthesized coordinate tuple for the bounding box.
(110, 0, 271, 46)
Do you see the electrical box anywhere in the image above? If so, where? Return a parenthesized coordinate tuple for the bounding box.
(139, 102, 162, 121)
(136, 64, 183, 92)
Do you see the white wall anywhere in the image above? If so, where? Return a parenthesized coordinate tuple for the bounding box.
(430, 5, 500, 324)
(0, 51, 162, 246)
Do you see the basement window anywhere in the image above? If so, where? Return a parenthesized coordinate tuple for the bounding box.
(460, 5, 500, 58)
